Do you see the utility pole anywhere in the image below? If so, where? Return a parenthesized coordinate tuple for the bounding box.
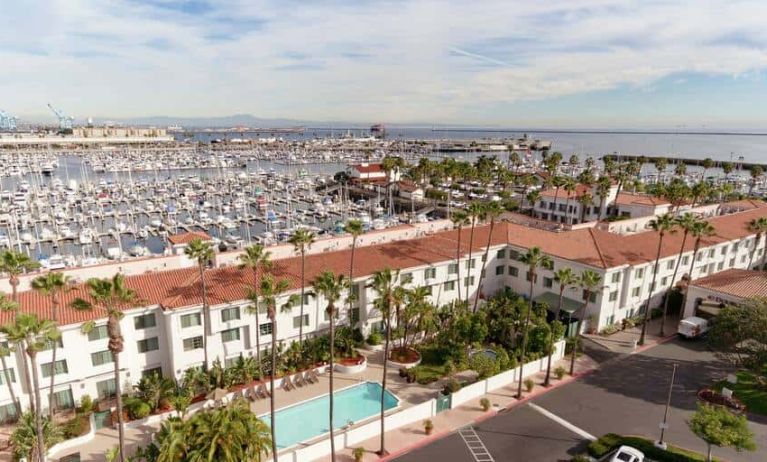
(656, 363, 678, 450)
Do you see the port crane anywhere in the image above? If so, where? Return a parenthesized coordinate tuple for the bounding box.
(0, 110, 18, 130)
(47, 103, 75, 130)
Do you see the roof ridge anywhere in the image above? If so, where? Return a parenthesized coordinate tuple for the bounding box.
(588, 228, 609, 268)
(159, 269, 203, 309)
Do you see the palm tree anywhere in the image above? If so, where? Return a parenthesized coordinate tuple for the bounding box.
(473, 201, 503, 312)
(0, 250, 40, 302)
(517, 247, 552, 398)
(748, 218, 767, 270)
(571, 271, 601, 374)
(312, 271, 349, 462)
(344, 219, 364, 329)
(185, 238, 214, 369)
(465, 202, 486, 305)
(596, 176, 611, 221)
(638, 214, 676, 345)
(748, 166, 763, 197)
(239, 244, 273, 378)
(526, 190, 541, 218)
(450, 211, 469, 302)
(31, 272, 71, 421)
(701, 157, 714, 178)
(680, 221, 716, 312)
(259, 275, 299, 462)
(0, 293, 21, 416)
(544, 268, 577, 386)
(659, 213, 698, 336)
(369, 268, 399, 456)
(288, 229, 316, 347)
(71, 274, 138, 462)
(562, 177, 577, 224)
(578, 192, 593, 223)
(2, 313, 60, 462)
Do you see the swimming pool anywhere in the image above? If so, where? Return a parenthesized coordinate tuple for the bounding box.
(262, 381, 399, 449)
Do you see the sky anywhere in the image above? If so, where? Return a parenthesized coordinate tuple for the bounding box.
(1, 0, 767, 128)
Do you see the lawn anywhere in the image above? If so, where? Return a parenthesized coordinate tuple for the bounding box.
(715, 370, 767, 415)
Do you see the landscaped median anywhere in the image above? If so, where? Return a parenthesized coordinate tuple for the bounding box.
(580, 433, 718, 462)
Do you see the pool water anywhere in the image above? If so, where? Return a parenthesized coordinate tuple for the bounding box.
(262, 381, 399, 449)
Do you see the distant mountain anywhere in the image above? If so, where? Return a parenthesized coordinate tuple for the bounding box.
(113, 114, 375, 128)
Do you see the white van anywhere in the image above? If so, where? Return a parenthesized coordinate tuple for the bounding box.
(677, 316, 709, 339)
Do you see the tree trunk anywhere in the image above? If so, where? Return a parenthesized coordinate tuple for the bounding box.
(328, 305, 336, 462)
(517, 274, 535, 399)
(660, 231, 688, 336)
(48, 296, 59, 422)
(349, 237, 357, 329)
(544, 289, 564, 386)
(761, 235, 767, 271)
(680, 242, 701, 318)
(465, 221, 476, 305)
(113, 352, 125, 462)
(639, 234, 664, 345)
(270, 312, 278, 462)
(299, 249, 306, 348)
(199, 263, 210, 370)
(706, 444, 712, 462)
(28, 349, 46, 462)
(455, 226, 463, 302)
(379, 310, 391, 455)
(473, 219, 495, 313)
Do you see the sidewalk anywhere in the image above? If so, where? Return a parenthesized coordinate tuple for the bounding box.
(582, 315, 679, 354)
(321, 354, 600, 462)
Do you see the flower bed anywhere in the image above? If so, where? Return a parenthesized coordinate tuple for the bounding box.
(335, 354, 367, 374)
(387, 347, 421, 369)
(697, 388, 747, 414)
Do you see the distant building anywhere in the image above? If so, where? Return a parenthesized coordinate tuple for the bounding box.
(396, 181, 425, 201)
(349, 162, 401, 183)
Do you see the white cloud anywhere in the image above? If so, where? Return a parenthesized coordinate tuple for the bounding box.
(1, 0, 766, 124)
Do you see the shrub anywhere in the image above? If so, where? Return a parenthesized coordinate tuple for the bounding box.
(492, 347, 513, 371)
(78, 394, 94, 414)
(423, 419, 434, 434)
(600, 324, 621, 336)
(126, 398, 151, 420)
(524, 378, 535, 393)
(469, 352, 499, 379)
(554, 366, 566, 380)
(480, 398, 491, 411)
(353, 447, 365, 462)
(62, 413, 90, 439)
(571, 456, 590, 462)
(442, 379, 462, 395)
(367, 331, 383, 346)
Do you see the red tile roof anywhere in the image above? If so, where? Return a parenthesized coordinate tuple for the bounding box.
(7, 202, 767, 327)
(168, 231, 212, 245)
(352, 163, 385, 174)
(614, 192, 669, 207)
(539, 184, 592, 199)
(690, 269, 767, 299)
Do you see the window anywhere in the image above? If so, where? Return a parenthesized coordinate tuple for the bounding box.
(741, 254, 747, 263)
(134, 313, 157, 330)
(733, 242, 740, 252)
(696, 252, 703, 262)
(0, 403, 17, 425)
(220, 307, 240, 323)
(91, 350, 113, 367)
(303, 293, 313, 304)
(729, 258, 735, 267)
(41, 360, 68, 378)
(582, 290, 597, 303)
(259, 323, 272, 336)
(708, 249, 715, 259)
(721, 246, 728, 255)
(53, 389, 74, 410)
(444, 281, 455, 291)
(448, 263, 458, 274)
(41, 338, 63, 351)
(525, 271, 538, 283)
(495, 265, 505, 276)
(183, 336, 203, 351)
(635, 268, 644, 279)
(699, 265, 708, 275)
(137, 337, 159, 353)
(682, 256, 689, 266)
(666, 260, 674, 270)
(88, 325, 109, 341)
(661, 276, 669, 286)
(400, 272, 411, 283)
(509, 250, 520, 260)
(293, 314, 309, 328)
(611, 272, 621, 283)
(464, 276, 475, 287)
(0, 368, 16, 385)
(543, 277, 553, 288)
(225, 356, 242, 368)
(221, 328, 241, 343)
(631, 287, 641, 298)
(181, 312, 201, 328)
(609, 291, 618, 302)
(717, 261, 724, 271)
(96, 378, 116, 400)
(351, 308, 360, 324)
(424, 267, 436, 279)
(496, 249, 506, 259)
(350, 284, 360, 302)
(509, 266, 519, 277)
(465, 259, 476, 269)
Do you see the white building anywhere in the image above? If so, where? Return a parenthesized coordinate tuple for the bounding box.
(1, 201, 766, 423)
(682, 269, 767, 318)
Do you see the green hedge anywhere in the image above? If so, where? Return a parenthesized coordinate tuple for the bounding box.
(588, 434, 715, 462)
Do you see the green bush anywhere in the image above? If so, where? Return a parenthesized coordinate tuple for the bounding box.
(78, 394, 94, 414)
(571, 456, 590, 462)
(469, 352, 499, 379)
(126, 398, 151, 420)
(492, 347, 514, 371)
(554, 366, 566, 380)
(588, 433, 713, 462)
(366, 331, 383, 346)
(442, 379, 462, 395)
(480, 398, 491, 411)
(62, 413, 90, 439)
(524, 378, 535, 392)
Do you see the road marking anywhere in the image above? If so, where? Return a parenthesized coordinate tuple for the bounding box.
(458, 426, 495, 462)
(527, 402, 597, 441)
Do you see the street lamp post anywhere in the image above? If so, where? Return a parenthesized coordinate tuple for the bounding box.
(656, 363, 678, 449)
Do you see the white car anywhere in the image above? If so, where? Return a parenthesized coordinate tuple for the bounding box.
(607, 445, 644, 462)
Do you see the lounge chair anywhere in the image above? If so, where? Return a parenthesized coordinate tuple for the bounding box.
(304, 371, 315, 384)
(309, 369, 320, 383)
(245, 387, 258, 401)
(281, 377, 294, 391)
(261, 384, 272, 397)
(305, 370, 318, 384)
(231, 390, 243, 401)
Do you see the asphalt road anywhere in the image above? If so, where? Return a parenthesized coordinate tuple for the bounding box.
(395, 338, 767, 462)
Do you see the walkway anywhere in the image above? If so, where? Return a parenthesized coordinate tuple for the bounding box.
(583, 314, 680, 354)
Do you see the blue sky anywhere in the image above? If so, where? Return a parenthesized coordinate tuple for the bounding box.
(1, 0, 767, 127)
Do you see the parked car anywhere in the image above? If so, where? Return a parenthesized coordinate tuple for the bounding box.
(677, 316, 709, 339)
(605, 445, 644, 462)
